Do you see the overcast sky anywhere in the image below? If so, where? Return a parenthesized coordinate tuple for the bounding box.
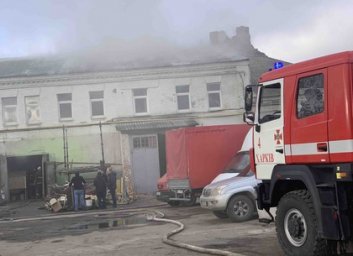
(0, 0, 352, 63)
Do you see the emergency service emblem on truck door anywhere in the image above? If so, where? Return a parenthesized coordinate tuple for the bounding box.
(254, 78, 285, 180)
(274, 129, 283, 145)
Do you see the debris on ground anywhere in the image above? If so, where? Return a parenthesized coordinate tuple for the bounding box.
(47, 198, 63, 213)
(44, 177, 131, 213)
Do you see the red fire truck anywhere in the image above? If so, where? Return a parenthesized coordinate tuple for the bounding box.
(244, 51, 353, 255)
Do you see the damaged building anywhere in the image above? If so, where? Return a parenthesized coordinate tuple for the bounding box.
(0, 26, 286, 202)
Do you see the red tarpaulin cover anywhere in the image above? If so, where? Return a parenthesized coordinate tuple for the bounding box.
(166, 124, 250, 189)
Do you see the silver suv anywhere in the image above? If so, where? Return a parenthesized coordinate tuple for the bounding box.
(200, 152, 261, 222)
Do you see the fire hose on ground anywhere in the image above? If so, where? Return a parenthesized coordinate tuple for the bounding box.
(0, 204, 246, 256)
(147, 210, 246, 256)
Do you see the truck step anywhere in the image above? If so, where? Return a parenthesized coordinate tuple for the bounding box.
(259, 218, 273, 224)
(258, 207, 274, 224)
(316, 183, 335, 188)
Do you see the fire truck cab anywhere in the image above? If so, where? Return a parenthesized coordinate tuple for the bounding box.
(244, 51, 353, 256)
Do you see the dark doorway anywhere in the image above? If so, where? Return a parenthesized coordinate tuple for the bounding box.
(157, 133, 166, 177)
(7, 155, 45, 201)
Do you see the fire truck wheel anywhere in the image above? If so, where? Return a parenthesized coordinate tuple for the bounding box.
(213, 210, 228, 219)
(226, 194, 255, 222)
(167, 201, 180, 207)
(276, 190, 327, 256)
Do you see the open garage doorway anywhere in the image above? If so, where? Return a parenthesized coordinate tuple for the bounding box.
(7, 155, 47, 201)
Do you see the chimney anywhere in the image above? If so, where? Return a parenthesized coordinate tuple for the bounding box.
(231, 26, 255, 55)
(209, 31, 229, 45)
(234, 26, 251, 45)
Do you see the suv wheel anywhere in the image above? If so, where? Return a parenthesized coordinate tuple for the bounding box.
(226, 194, 255, 222)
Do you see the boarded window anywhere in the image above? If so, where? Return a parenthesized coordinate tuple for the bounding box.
(2, 97, 17, 124)
(25, 96, 40, 124)
(57, 93, 72, 119)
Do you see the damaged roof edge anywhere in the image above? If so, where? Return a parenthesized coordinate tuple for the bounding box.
(0, 56, 249, 80)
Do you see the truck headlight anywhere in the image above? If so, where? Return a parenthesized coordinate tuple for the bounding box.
(211, 185, 227, 196)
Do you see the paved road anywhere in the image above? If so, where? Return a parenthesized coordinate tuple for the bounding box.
(0, 205, 283, 256)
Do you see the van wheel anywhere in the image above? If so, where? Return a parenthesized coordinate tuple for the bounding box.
(226, 194, 255, 222)
(213, 211, 228, 219)
(168, 201, 180, 207)
(276, 190, 327, 256)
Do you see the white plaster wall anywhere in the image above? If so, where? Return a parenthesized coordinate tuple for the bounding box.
(0, 60, 250, 129)
(149, 79, 176, 114)
(196, 113, 245, 126)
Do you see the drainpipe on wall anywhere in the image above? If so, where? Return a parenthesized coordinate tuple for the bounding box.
(99, 122, 105, 171)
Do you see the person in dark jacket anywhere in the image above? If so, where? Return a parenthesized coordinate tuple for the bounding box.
(106, 165, 117, 208)
(94, 171, 107, 209)
(69, 171, 86, 211)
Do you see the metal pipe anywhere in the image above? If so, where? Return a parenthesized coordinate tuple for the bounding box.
(65, 127, 69, 169)
(55, 162, 122, 165)
(99, 121, 105, 165)
(62, 125, 67, 169)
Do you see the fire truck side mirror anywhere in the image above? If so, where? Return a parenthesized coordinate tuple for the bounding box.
(244, 86, 253, 112)
(243, 112, 254, 124)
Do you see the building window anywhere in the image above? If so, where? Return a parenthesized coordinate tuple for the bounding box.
(297, 74, 324, 119)
(25, 96, 40, 124)
(89, 91, 104, 118)
(57, 93, 72, 120)
(2, 97, 17, 125)
(133, 136, 157, 149)
(133, 88, 148, 114)
(207, 83, 222, 109)
(176, 85, 190, 111)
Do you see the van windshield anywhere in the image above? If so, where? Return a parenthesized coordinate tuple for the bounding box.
(223, 152, 250, 175)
